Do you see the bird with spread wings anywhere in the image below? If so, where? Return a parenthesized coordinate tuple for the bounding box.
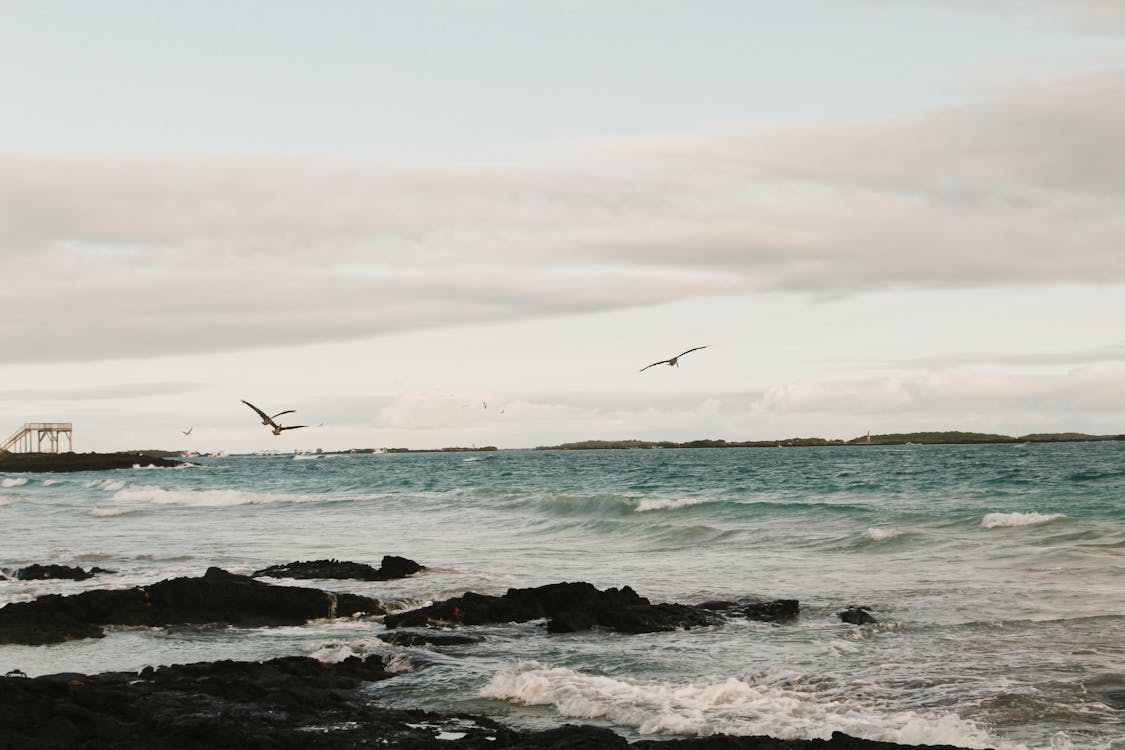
(241, 399, 307, 436)
(639, 346, 707, 372)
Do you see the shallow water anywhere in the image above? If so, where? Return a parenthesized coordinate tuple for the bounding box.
(2, 443, 1123, 748)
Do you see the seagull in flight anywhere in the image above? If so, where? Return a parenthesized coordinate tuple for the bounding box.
(241, 399, 307, 436)
(182, 427, 193, 436)
(639, 346, 708, 372)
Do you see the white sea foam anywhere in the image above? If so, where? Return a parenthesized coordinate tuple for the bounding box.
(41, 478, 61, 486)
(479, 661, 1016, 749)
(2, 477, 28, 487)
(634, 497, 711, 512)
(90, 506, 142, 518)
(864, 527, 904, 542)
(110, 485, 318, 508)
(981, 512, 1066, 529)
(85, 479, 126, 491)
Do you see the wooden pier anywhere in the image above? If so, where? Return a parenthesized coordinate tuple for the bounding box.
(1, 423, 73, 454)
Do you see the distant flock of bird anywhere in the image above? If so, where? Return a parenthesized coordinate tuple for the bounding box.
(186, 347, 708, 437)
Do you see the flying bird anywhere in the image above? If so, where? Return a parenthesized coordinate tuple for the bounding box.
(242, 400, 295, 426)
(640, 346, 708, 372)
(182, 427, 193, 436)
(242, 399, 306, 436)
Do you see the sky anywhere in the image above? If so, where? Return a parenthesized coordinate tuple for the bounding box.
(2, 0, 1124, 453)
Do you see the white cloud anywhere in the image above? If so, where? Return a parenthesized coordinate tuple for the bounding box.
(4, 67, 1125, 365)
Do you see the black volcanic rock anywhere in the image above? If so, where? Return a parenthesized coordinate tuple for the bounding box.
(0, 567, 384, 645)
(838, 606, 878, 625)
(252, 555, 425, 581)
(0, 451, 184, 473)
(696, 598, 800, 622)
(0, 658, 983, 750)
(15, 564, 114, 581)
(377, 629, 486, 647)
(631, 732, 982, 749)
(384, 582, 723, 634)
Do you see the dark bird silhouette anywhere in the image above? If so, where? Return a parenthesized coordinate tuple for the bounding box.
(639, 346, 707, 372)
(182, 427, 193, 436)
(242, 399, 306, 436)
(242, 400, 295, 425)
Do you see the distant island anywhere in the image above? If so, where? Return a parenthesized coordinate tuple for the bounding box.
(382, 446, 498, 453)
(535, 431, 1125, 450)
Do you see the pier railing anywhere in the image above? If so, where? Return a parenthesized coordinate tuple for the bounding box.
(1, 423, 73, 453)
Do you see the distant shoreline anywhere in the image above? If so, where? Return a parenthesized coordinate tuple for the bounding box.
(3, 434, 1122, 469)
(533, 431, 1125, 450)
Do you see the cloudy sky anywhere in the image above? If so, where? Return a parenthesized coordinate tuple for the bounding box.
(2, 0, 1124, 453)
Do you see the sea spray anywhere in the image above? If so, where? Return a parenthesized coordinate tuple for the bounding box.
(478, 661, 1015, 749)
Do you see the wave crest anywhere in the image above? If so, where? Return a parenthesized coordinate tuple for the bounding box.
(111, 485, 318, 508)
(635, 497, 712, 512)
(2, 477, 29, 487)
(90, 507, 142, 518)
(981, 512, 1066, 529)
(864, 528, 904, 542)
(479, 661, 1010, 748)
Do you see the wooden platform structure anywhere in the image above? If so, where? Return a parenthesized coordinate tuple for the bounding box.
(1, 423, 73, 454)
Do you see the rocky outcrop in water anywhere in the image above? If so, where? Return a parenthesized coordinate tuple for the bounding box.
(698, 598, 801, 622)
(0, 656, 986, 750)
(0, 451, 185, 472)
(14, 564, 114, 581)
(252, 555, 425, 581)
(384, 581, 724, 634)
(0, 567, 383, 645)
(838, 606, 878, 625)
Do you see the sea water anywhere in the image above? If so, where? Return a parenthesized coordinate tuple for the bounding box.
(1, 443, 1122, 748)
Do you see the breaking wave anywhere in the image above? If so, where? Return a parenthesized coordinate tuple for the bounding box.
(864, 527, 904, 542)
(634, 497, 713, 512)
(90, 507, 143, 518)
(479, 661, 1014, 749)
(85, 479, 127, 491)
(110, 485, 323, 508)
(981, 512, 1067, 529)
(2, 477, 28, 487)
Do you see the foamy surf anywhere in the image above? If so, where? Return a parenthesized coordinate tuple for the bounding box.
(90, 507, 143, 518)
(981, 512, 1066, 529)
(634, 497, 713, 512)
(864, 527, 904, 542)
(110, 485, 321, 508)
(479, 661, 1016, 749)
(85, 479, 127, 491)
(2, 477, 29, 487)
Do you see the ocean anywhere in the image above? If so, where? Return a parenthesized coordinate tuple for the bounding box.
(2, 442, 1123, 748)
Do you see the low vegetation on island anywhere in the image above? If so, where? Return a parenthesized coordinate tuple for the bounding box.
(535, 431, 1125, 450)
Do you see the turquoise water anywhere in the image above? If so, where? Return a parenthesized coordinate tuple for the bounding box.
(2, 443, 1123, 748)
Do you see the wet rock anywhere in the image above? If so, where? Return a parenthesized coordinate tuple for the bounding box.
(252, 555, 425, 581)
(696, 598, 800, 622)
(385, 581, 723, 634)
(838, 606, 878, 625)
(378, 629, 486, 647)
(0, 451, 184, 473)
(632, 731, 981, 749)
(15, 564, 114, 581)
(0, 567, 383, 645)
(0, 658, 986, 750)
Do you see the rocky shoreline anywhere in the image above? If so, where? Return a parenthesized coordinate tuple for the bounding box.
(0, 655, 978, 750)
(0, 560, 972, 749)
(0, 451, 185, 473)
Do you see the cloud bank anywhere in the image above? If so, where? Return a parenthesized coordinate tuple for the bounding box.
(4, 68, 1124, 363)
